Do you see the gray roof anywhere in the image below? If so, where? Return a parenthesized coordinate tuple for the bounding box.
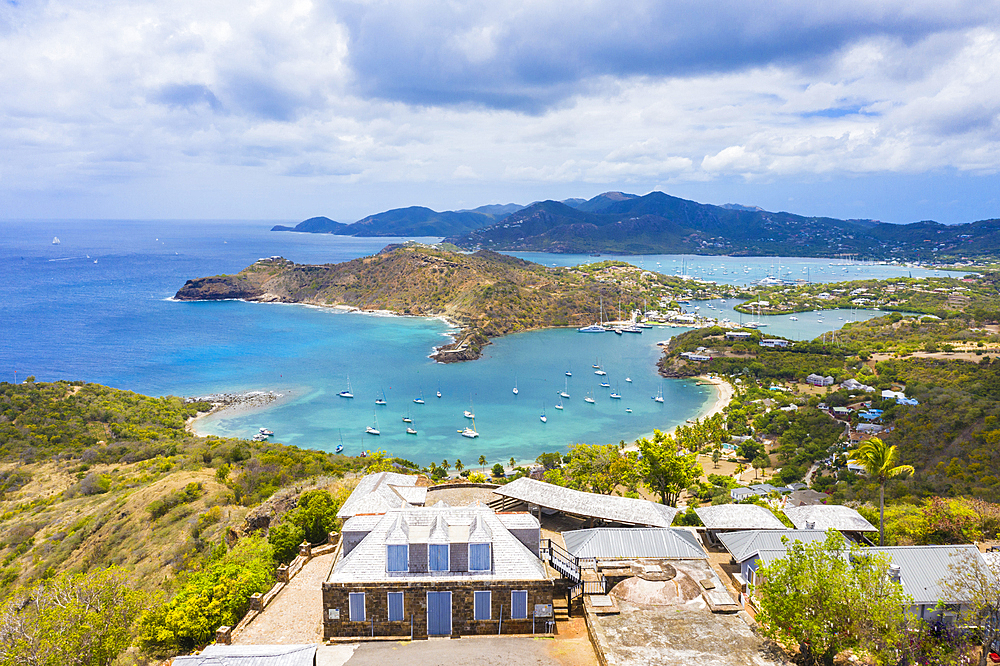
(695, 504, 787, 530)
(337, 472, 423, 519)
(174, 644, 316, 666)
(492, 477, 678, 527)
(785, 489, 831, 508)
(717, 529, 829, 564)
(341, 514, 383, 532)
(562, 528, 707, 560)
(867, 545, 984, 606)
(783, 505, 877, 532)
(496, 512, 540, 530)
(328, 504, 547, 583)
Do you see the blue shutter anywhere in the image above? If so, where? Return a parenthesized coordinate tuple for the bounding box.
(474, 591, 491, 620)
(511, 590, 528, 619)
(387, 545, 408, 572)
(429, 544, 449, 571)
(349, 592, 365, 621)
(387, 592, 404, 622)
(469, 543, 491, 571)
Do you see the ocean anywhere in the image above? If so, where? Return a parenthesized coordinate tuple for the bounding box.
(1, 219, 941, 465)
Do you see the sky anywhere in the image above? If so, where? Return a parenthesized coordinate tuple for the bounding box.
(1, 0, 999, 224)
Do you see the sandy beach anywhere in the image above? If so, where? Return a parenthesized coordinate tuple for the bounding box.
(695, 374, 734, 420)
(185, 389, 295, 435)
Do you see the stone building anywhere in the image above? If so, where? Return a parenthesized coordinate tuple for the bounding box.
(323, 502, 556, 640)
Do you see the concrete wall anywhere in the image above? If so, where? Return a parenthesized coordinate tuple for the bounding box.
(323, 579, 556, 639)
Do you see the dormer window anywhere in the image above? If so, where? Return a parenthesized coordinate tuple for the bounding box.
(469, 543, 491, 571)
(387, 544, 408, 572)
(429, 543, 449, 571)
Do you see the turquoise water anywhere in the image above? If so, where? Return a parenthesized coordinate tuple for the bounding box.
(1, 219, 939, 465)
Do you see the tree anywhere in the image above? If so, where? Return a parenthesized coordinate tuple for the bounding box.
(942, 547, 1000, 666)
(441, 460, 450, 472)
(755, 531, 911, 666)
(752, 453, 770, 479)
(509, 457, 516, 469)
(637, 430, 700, 506)
(0, 567, 148, 666)
(853, 437, 915, 545)
(491, 463, 505, 478)
(454, 459, 463, 473)
(478, 455, 487, 472)
(712, 449, 722, 469)
(364, 449, 395, 473)
(737, 439, 764, 462)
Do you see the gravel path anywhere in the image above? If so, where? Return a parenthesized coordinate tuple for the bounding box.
(234, 551, 337, 645)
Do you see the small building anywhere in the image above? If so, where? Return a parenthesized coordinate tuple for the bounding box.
(806, 374, 834, 387)
(841, 378, 875, 392)
(832, 406, 852, 418)
(337, 471, 426, 520)
(882, 389, 906, 401)
(783, 505, 877, 543)
(729, 487, 755, 502)
(681, 351, 712, 361)
(717, 529, 829, 587)
(867, 545, 984, 623)
(562, 527, 707, 565)
(324, 504, 555, 640)
(759, 338, 791, 348)
(725, 331, 753, 340)
(785, 489, 830, 508)
(173, 644, 317, 666)
(695, 504, 787, 546)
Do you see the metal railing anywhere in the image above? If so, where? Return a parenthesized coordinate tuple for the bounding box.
(540, 539, 581, 583)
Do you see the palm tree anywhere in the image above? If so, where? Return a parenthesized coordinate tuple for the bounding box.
(509, 457, 516, 469)
(479, 455, 487, 472)
(853, 437, 914, 546)
(455, 459, 464, 473)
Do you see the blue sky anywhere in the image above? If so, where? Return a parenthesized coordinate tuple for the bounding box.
(1, 0, 999, 224)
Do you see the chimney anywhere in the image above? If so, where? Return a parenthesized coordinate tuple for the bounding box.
(888, 565, 901, 584)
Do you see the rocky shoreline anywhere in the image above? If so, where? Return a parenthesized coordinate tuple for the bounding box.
(184, 390, 286, 433)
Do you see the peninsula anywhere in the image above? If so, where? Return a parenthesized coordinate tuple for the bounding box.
(174, 244, 693, 361)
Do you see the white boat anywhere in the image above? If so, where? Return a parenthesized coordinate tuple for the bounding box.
(375, 388, 387, 405)
(584, 390, 595, 404)
(464, 397, 475, 419)
(52, 236, 60, 245)
(436, 390, 442, 398)
(403, 409, 412, 423)
(625, 407, 632, 413)
(600, 381, 610, 388)
(461, 418, 479, 438)
(592, 360, 600, 369)
(625, 377, 632, 383)
(610, 386, 621, 399)
(406, 426, 417, 435)
(338, 377, 354, 398)
(555, 400, 564, 410)
(560, 378, 570, 399)
(789, 316, 799, 321)
(413, 392, 425, 404)
(653, 386, 664, 403)
(512, 378, 518, 395)
(565, 371, 572, 377)
(366, 411, 380, 435)
(578, 323, 606, 332)
(540, 406, 547, 423)
(258, 428, 274, 436)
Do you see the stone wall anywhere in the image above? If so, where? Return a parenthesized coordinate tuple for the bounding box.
(323, 579, 556, 639)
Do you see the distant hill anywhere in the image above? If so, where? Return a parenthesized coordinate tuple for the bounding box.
(271, 216, 351, 234)
(447, 190, 1000, 261)
(345, 206, 497, 237)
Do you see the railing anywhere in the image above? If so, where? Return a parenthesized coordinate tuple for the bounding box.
(568, 573, 607, 600)
(540, 539, 580, 583)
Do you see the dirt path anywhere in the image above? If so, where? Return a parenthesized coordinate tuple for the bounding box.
(234, 551, 338, 645)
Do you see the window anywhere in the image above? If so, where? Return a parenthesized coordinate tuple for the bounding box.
(474, 591, 491, 621)
(511, 590, 528, 619)
(469, 543, 491, 571)
(429, 544, 449, 571)
(387, 592, 404, 622)
(349, 592, 365, 622)
(387, 544, 408, 572)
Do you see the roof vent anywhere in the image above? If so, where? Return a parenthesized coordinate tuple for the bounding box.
(805, 520, 816, 530)
(888, 564, 901, 584)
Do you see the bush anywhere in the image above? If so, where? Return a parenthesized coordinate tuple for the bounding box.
(147, 482, 203, 520)
(492, 463, 505, 478)
(268, 522, 305, 565)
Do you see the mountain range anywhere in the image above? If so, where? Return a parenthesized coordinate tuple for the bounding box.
(274, 191, 1000, 261)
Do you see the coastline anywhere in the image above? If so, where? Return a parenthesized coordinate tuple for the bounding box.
(185, 389, 296, 436)
(623, 374, 734, 452)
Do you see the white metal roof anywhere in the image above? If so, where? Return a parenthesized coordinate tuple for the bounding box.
(867, 545, 984, 606)
(783, 504, 877, 533)
(695, 504, 787, 530)
(174, 644, 316, 666)
(717, 529, 829, 563)
(492, 477, 678, 527)
(328, 504, 547, 583)
(337, 471, 421, 519)
(562, 528, 707, 560)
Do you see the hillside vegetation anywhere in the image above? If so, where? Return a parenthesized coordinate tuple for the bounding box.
(175, 244, 696, 361)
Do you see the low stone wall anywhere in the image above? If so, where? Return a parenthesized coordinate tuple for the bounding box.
(323, 579, 556, 640)
(217, 533, 342, 644)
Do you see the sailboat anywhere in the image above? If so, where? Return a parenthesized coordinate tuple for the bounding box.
(464, 397, 475, 419)
(625, 407, 632, 413)
(461, 417, 479, 438)
(652, 386, 664, 403)
(560, 378, 570, 399)
(52, 236, 60, 245)
(366, 411, 380, 435)
(625, 377, 632, 383)
(406, 420, 417, 435)
(335, 430, 344, 454)
(540, 405, 547, 423)
(402, 409, 412, 423)
(592, 360, 600, 369)
(565, 370, 572, 377)
(600, 380, 610, 388)
(512, 377, 518, 395)
(610, 385, 622, 399)
(338, 377, 354, 398)
(555, 399, 564, 410)
(584, 390, 595, 404)
(436, 385, 442, 398)
(375, 388, 387, 405)
(595, 367, 607, 376)
(413, 392, 425, 404)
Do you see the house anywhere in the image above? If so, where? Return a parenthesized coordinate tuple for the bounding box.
(725, 331, 753, 340)
(806, 374, 834, 387)
(323, 504, 556, 640)
(337, 471, 427, 519)
(783, 505, 877, 543)
(172, 645, 317, 666)
(841, 378, 875, 392)
(759, 338, 791, 348)
(867, 545, 985, 623)
(681, 351, 712, 361)
(717, 529, 828, 587)
(882, 390, 906, 401)
(832, 406, 852, 418)
(562, 527, 707, 563)
(695, 504, 787, 546)
(784, 489, 830, 507)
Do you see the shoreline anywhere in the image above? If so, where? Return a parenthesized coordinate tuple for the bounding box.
(185, 389, 296, 435)
(622, 374, 734, 453)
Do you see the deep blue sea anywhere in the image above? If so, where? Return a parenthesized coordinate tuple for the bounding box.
(1, 220, 942, 465)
